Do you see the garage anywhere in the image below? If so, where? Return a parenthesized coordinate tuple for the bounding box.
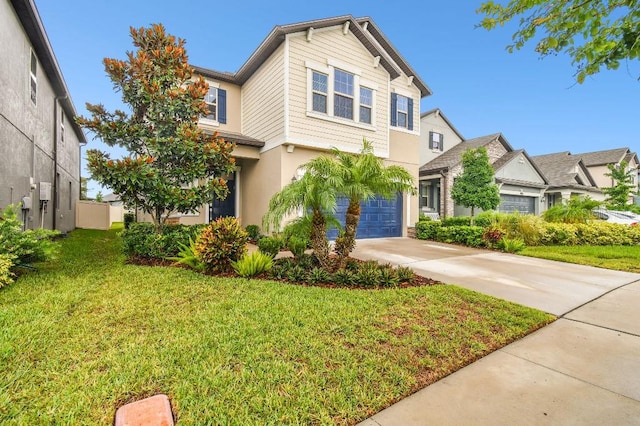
(499, 194, 536, 214)
(328, 193, 403, 240)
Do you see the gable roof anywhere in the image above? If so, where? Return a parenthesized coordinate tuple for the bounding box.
(194, 15, 431, 97)
(531, 151, 598, 189)
(10, 0, 86, 144)
(574, 147, 631, 167)
(420, 108, 465, 140)
(419, 133, 509, 175)
(492, 149, 549, 187)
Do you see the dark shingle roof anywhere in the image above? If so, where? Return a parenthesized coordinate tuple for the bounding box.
(215, 131, 265, 148)
(419, 133, 505, 175)
(193, 15, 431, 97)
(531, 151, 597, 188)
(574, 148, 630, 166)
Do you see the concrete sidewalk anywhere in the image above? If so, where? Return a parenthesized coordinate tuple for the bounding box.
(352, 238, 640, 425)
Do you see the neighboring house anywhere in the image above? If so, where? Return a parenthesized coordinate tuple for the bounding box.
(1, 0, 86, 232)
(419, 132, 548, 218)
(419, 108, 464, 167)
(171, 15, 431, 238)
(574, 148, 639, 198)
(530, 152, 603, 208)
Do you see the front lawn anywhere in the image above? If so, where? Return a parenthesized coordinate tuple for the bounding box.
(521, 245, 640, 273)
(0, 228, 553, 424)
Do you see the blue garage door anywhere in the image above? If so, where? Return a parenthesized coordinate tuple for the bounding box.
(328, 193, 403, 240)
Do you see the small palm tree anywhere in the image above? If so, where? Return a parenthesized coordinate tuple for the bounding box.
(262, 163, 339, 268)
(330, 140, 416, 268)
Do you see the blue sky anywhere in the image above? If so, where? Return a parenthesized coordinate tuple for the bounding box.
(36, 0, 639, 195)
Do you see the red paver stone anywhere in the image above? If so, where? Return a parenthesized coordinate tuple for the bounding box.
(114, 394, 174, 426)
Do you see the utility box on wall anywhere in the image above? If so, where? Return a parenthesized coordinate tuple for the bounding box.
(40, 182, 52, 201)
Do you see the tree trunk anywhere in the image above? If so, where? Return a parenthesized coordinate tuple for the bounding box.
(335, 200, 360, 269)
(310, 209, 331, 269)
(470, 206, 475, 226)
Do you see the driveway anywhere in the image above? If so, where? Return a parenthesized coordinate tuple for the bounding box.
(353, 238, 640, 425)
(351, 237, 639, 316)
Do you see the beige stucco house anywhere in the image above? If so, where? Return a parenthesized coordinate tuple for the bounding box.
(1, 0, 86, 232)
(170, 16, 431, 238)
(418, 110, 549, 218)
(574, 148, 639, 197)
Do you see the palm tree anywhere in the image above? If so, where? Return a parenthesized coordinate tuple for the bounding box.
(262, 162, 339, 268)
(331, 140, 416, 268)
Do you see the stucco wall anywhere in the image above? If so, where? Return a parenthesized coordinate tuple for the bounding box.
(495, 153, 545, 184)
(0, 1, 80, 233)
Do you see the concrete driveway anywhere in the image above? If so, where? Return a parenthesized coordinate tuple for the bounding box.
(352, 238, 640, 425)
(351, 237, 639, 316)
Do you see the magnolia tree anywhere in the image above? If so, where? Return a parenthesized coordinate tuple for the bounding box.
(77, 24, 235, 230)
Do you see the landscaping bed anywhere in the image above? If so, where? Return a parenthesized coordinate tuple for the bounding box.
(0, 228, 553, 424)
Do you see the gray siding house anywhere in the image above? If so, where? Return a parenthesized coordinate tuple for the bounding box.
(1, 0, 86, 232)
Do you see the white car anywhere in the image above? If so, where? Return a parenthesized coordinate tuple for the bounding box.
(592, 209, 639, 226)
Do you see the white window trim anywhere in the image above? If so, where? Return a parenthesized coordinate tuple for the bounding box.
(359, 86, 374, 125)
(199, 80, 220, 127)
(60, 110, 65, 148)
(310, 70, 328, 114)
(306, 60, 376, 128)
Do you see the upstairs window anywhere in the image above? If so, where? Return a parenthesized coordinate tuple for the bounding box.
(311, 71, 328, 113)
(30, 50, 37, 105)
(429, 131, 444, 152)
(359, 87, 373, 124)
(390, 93, 414, 130)
(201, 85, 227, 124)
(334, 69, 354, 119)
(204, 87, 217, 121)
(306, 60, 376, 127)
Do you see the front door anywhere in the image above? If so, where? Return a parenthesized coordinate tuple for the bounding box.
(209, 173, 236, 221)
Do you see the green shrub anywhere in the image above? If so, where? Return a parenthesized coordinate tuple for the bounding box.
(497, 237, 526, 253)
(575, 222, 632, 245)
(287, 265, 308, 282)
(121, 223, 203, 259)
(441, 216, 471, 227)
(355, 261, 381, 287)
(333, 269, 356, 286)
(231, 251, 273, 278)
(258, 236, 283, 259)
(0, 253, 16, 288)
(418, 215, 432, 222)
(435, 226, 484, 247)
(543, 196, 600, 224)
(540, 223, 578, 245)
(287, 236, 307, 259)
(123, 213, 135, 229)
(0, 204, 59, 268)
(308, 267, 330, 284)
(196, 217, 248, 272)
(378, 265, 400, 288)
(296, 253, 318, 270)
(269, 258, 294, 280)
(415, 220, 441, 240)
(245, 224, 261, 242)
(166, 237, 204, 272)
(395, 266, 414, 283)
(475, 211, 498, 228)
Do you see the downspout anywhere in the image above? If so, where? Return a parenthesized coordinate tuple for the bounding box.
(53, 96, 67, 231)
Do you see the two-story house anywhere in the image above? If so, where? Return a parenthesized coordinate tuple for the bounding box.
(418, 109, 547, 218)
(1, 0, 86, 232)
(175, 16, 431, 238)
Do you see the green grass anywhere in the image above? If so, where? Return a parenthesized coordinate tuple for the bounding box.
(0, 228, 553, 425)
(521, 245, 640, 273)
